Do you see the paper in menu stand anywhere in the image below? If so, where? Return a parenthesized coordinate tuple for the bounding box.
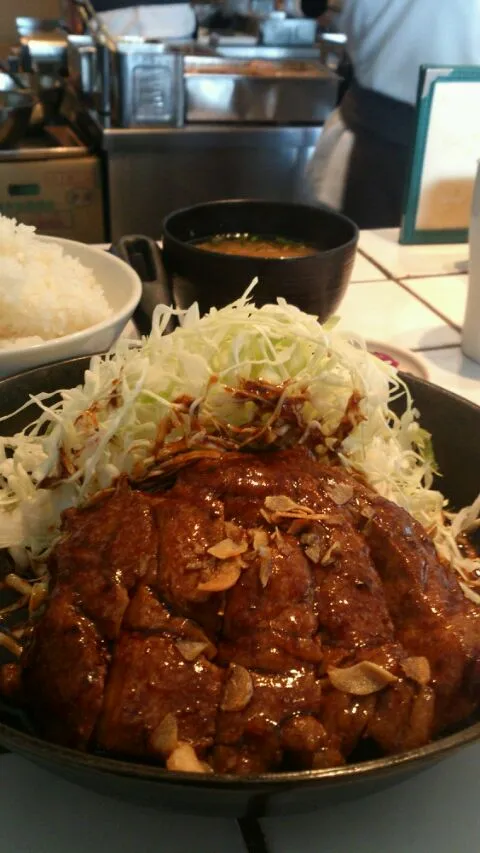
(400, 65, 480, 245)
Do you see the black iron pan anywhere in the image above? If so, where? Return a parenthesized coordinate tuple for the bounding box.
(0, 357, 479, 825)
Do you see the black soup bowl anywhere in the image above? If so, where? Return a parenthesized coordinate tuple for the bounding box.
(0, 357, 480, 818)
(162, 199, 358, 320)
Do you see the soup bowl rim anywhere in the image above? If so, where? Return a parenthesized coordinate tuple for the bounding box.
(162, 198, 359, 265)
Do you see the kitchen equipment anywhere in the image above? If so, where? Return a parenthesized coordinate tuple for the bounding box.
(318, 31, 348, 73)
(32, 74, 65, 126)
(0, 65, 64, 130)
(184, 55, 337, 123)
(260, 12, 317, 46)
(0, 122, 89, 162)
(0, 135, 105, 243)
(206, 5, 317, 46)
(161, 199, 358, 319)
(16, 17, 67, 37)
(72, 0, 184, 127)
(67, 35, 98, 103)
(19, 33, 68, 77)
(0, 365, 479, 816)
(215, 45, 323, 59)
(0, 77, 35, 149)
(0, 237, 141, 379)
(72, 0, 116, 117)
(112, 41, 184, 128)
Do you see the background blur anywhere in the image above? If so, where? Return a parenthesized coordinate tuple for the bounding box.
(1, 1, 61, 44)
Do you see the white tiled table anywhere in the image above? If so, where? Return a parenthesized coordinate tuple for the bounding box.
(350, 250, 387, 282)
(2, 231, 480, 853)
(339, 279, 460, 349)
(352, 228, 480, 406)
(359, 228, 469, 279)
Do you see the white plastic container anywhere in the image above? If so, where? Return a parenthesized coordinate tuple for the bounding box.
(462, 160, 480, 362)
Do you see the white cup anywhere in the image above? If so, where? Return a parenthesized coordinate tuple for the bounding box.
(461, 159, 480, 363)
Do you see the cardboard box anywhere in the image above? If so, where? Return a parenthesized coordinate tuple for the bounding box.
(0, 156, 105, 243)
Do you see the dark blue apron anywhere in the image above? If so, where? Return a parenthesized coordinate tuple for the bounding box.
(339, 80, 416, 229)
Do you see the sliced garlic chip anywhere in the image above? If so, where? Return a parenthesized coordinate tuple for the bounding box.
(264, 495, 303, 513)
(320, 540, 341, 566)
(300, 532, 322, 564)
(175, 640, 209, 662)
(401, 656, 431, 686)
(225, 520, 244, 542)
(197, 558, 242, 592)
(325, 482, 354, 506)
(259, 548, 272, 588)
(305, 542, 322, 564)
(207, 538, 248, 559)
(166, 742, 212, 773)
(252, 528, 269, 551)
(150, 713, 178, 756)
(328, 661, 398, 695)
(263, 494, 342, 525)
(221, 663, 254, 712)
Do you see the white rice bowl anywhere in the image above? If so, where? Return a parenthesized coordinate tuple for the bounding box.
(0, 215, 110, 345)
(0, 220, 142, 378)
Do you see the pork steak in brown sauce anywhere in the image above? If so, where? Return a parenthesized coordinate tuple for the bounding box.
(5, 447, 480, 775)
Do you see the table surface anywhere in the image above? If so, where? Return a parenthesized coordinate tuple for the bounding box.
(3, 229, 480, 853)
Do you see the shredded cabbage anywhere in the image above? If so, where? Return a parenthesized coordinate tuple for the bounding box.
(0, 287, 478, 590)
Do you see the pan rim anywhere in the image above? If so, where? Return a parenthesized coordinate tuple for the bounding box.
(1, 716, 480, 787)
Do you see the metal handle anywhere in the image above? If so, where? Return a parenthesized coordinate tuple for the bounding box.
(110, 235, 177, 337)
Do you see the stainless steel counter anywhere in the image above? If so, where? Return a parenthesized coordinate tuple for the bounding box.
(100, 122, 321, 153)
(90, 119, 322, 239)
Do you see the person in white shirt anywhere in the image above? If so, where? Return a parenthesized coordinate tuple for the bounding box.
(306, 0, 480, 228)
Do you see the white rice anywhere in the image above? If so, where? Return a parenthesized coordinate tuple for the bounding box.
(0, 215, 110, 346)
